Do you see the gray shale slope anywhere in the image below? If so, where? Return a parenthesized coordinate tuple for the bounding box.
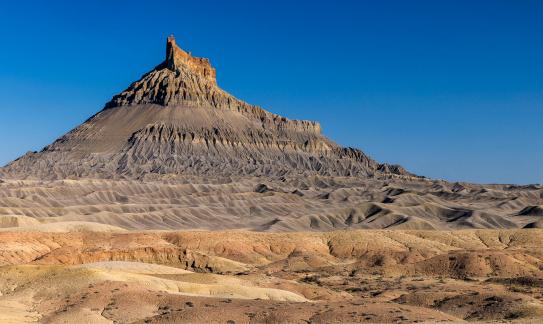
(0, 36, 541, 231)
(2, 36, 406, 180)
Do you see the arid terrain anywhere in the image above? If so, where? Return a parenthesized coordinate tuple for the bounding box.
(1, 230, 543, 323)
(0, 176, 541, 232)
(1, 36, 542, 323)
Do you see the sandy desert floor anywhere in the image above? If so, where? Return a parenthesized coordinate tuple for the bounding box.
(0, 229, 542, 323)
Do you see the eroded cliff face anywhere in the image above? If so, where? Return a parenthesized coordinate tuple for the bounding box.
(104, 36, 321, 135)
(1, 36, 409, 180)
(165, 35, 217, 83)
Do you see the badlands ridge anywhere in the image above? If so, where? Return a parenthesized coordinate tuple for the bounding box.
(0, 36, 542, 323)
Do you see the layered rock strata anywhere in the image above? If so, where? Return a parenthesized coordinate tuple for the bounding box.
(2, 36, 408, 179)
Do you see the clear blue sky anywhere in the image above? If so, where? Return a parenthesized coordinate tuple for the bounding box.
(0, 1, 542, 184)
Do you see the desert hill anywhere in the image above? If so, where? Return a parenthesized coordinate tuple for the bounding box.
(0, 36, 542, 232)
(1, 36, 407, 180)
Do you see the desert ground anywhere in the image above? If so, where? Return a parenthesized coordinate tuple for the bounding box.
(0, 177, 542, 323)
(0, 228, 542, 323)
(0, 177, 541, 232)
